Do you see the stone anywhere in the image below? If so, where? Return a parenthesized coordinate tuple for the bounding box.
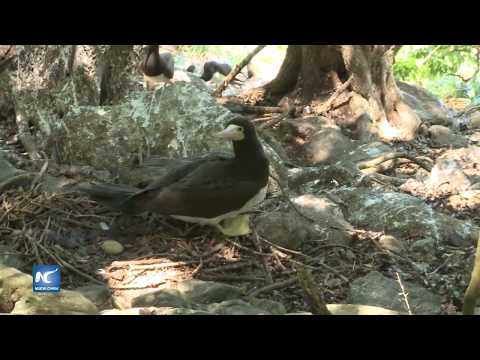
(304, 128, 357, 165)
(351, 113, 379, 143)
(152, 307, 212, 315)
(254, 211, 310, 250)
(348, 271, 443, 314)
(74, 284, 113, 310)
(206, 299, 270, 315)
(11, 290, 98, 315)
(331, 188, 478, 247)
(398, 81, 453, 126)
(131, 288, 190, 309)
(291, 194, 354, 246)
(31, 84, 233, 175)
(0, 247, 26, 271)
(0, 267, 33, 312)
(248, 298, 287, 315)
(425, 158, 471, 194)
(101, 307, 159, 315)
(410, 238, 436, 253)
(327, 304, 403, 315)
(468, 110, 480, 129)
(176, 280, 245, 304)
(428, 125, 468, 148)
(378, 235, 406, 253)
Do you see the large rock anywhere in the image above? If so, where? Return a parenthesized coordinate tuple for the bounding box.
(428, 125, 468, 148)
(11, 290, 99, 315)
(255, 211, 310, 250)
(131, 288, 190, 309)
(327, 304, 403, 315)
(74, 284, 113, 311)
(0, 266, 33, 312)
(205, 299, 271, 315)
(131, 280, 245, 310)
(425, 158, 471, 193)
(36, 83, 233, 173)
(176, 280, 245, 304)
(291, 194, 354, 246)
(398, 81, 453, 126)
(304, 128, 357, 165)
(330, 188, 478, 246)
(348, 271, 443, 314)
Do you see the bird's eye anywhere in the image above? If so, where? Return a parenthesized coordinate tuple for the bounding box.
(238, 127, 243, 132)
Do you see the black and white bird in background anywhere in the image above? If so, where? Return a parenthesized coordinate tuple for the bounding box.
(139, 45, 175, 90)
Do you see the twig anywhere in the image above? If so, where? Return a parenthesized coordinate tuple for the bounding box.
(395, 272, 413, 315)
(224, 238, 271, 256)
(252, 233, 273, 284)
(204, 262, 253, 273)
(37, 242, 105, 285)
(213, 45, 266, 97)
(248, 277, 298, 297)
(198, 274, 264, 282)
(124, 258, 217, 271)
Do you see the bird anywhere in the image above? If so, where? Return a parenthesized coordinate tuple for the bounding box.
(139, 45, 174, 90)
(77, 117, 269, 235)
(199, 60, 247, 87)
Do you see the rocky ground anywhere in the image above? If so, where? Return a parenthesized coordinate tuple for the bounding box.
(1, 46, 480, 315)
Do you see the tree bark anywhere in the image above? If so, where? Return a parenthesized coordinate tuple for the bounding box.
(12, 45, 136, 159)
(263, 45, 420, 142)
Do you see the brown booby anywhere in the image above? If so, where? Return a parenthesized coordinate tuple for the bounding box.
(78, 117, 269, 235)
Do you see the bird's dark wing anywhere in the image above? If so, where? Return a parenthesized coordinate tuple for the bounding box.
(76, 183, 139, 210)
(159, 53, 174, 79)
(128, 175, 263, 218)
(120, 154, 232, 214)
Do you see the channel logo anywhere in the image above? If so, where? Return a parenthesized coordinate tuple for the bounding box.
(33, 265, 61, 293)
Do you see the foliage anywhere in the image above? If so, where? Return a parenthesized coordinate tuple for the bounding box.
(394, 45, 480, 100)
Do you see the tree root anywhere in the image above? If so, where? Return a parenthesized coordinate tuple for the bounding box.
(357, 152, 433, 172)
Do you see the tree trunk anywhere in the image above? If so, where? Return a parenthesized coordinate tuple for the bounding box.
(264, 45, 419, 141)
(12, 45, 136, 159)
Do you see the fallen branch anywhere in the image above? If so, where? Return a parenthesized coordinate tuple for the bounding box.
(395, 272, 413, 315)
(198, 274, 264, 282)
(213, 45, 267, 97)
(297, 267, 332, 315)
(247, 277, 298, 297)
(217, 97, 283, 115)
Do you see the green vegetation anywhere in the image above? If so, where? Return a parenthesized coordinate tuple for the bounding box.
(394, 45, 480, 102)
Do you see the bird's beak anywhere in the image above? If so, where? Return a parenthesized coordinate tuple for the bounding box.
(213, 124, 244, 141)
